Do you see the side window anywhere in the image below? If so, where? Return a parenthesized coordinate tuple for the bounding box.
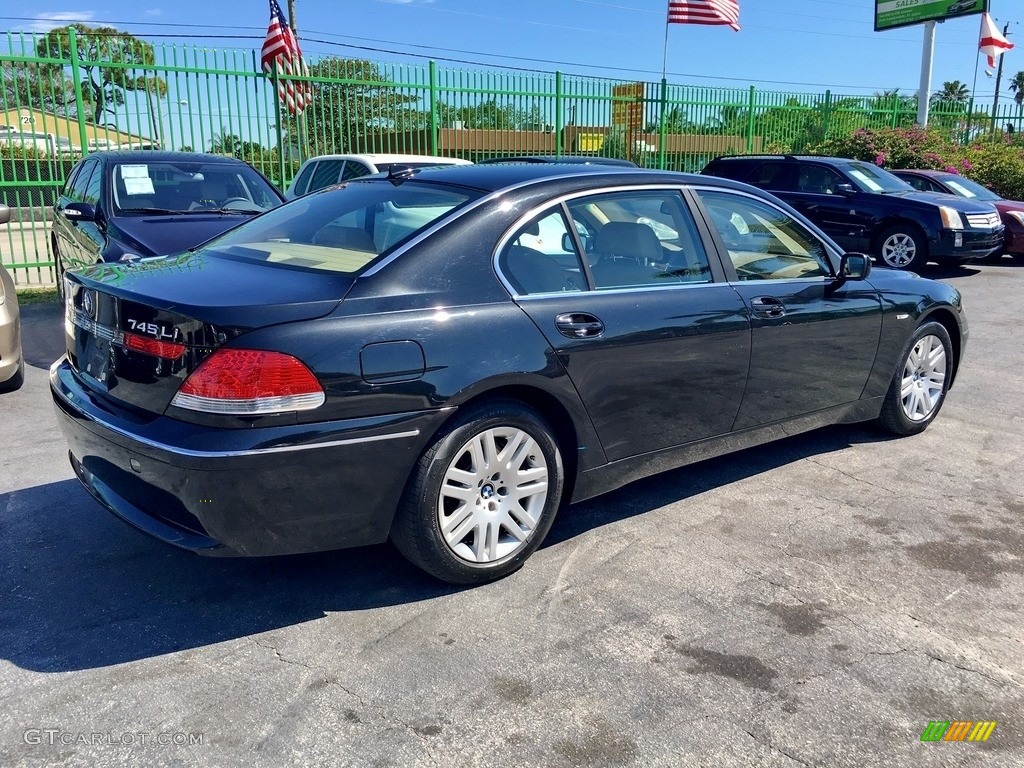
(308, 159, 345, 193)
(341, 161, 372, 180)
(69, 161, 96, 201)
(796, 164, 844, 195)
(697, 190, 832, 281)
(749, 162, 796, 190)
(81, 162, 103, 207)
(499, 208, 585, 295)
(291, 162, 316, 196)
(62, 164, 83, 197)
(903, 175, 934, 193)
(566, 190, 712, 289)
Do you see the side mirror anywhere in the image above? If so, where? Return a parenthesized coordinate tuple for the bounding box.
(62, 202, 97, 222)
(835, 183, 857, 197)
(839, 252, 872, 280)
(0, 205, 10, 225)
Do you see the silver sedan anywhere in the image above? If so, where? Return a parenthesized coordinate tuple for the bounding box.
(0, 204, 24, 391)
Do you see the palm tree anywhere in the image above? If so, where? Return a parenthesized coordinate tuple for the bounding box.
(1009, 71, 1024, 106)
(932, 80, 970, 105)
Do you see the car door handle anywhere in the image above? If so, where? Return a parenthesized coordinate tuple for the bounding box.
(555, 313, 605, 339)
(750, 296, 786, 319)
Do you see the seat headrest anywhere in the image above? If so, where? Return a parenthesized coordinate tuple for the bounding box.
(594, 221, 662, 263)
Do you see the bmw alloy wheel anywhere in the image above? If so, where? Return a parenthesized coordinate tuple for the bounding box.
(900, 334, 946, 422)
(438, 426, 549, 564)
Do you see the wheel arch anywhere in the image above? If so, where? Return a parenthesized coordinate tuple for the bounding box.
(429, 381, 586, 504)
(920, 307, 963, 387)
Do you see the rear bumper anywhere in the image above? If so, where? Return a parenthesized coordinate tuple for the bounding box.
(930, 228, 1004, 261)
(51, 358, 450, 556)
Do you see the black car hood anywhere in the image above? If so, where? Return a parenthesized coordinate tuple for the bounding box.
(111, 213, 256, 257)
(885, 190, 997, 213)
(70, 250, 352, 328)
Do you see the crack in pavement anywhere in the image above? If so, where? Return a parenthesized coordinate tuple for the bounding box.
(741, 727, 814, 767)
(250, 636, 445, 764)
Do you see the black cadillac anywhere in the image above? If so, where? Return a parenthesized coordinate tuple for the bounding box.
(52, 164, 967, 584)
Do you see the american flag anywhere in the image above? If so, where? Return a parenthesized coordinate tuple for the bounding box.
(261, 0, 313, 115)
(667, 0, 740, 31)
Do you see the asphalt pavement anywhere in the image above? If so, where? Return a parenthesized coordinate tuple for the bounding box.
(1, 261, 1022, 768)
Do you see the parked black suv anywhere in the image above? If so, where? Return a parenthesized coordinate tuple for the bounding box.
(701, 155, 1004, 270)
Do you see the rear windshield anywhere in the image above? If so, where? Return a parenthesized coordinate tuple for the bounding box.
(195, 180, 481, 274)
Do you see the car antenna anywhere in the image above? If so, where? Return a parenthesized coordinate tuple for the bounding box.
(387, 165, 419, 185)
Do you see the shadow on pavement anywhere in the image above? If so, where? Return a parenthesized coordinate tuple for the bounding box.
(0, 423, 889, 674)
(19, 302, 64, 371)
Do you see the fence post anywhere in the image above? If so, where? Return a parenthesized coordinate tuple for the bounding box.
(271, 62, 285, 188)
(658, 78, 668, 170)
(429, 60, 439, 156)
(822, 89, 832, 140)
(555, 71, 564, 157)
(746, 86, 756, 154)
(67, 27, 90, 156)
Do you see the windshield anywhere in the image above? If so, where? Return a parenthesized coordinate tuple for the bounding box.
(842, 162, 915, 193)
(195, 180, 481, 274)
(111, 160, 282, 215)
(942, 176, 1001, 201)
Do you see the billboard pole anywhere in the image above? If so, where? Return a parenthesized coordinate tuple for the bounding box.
(916, 20, 937, 127)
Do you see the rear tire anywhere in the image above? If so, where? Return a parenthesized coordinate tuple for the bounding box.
(391, 400, 564, 585)
(876, 224, 927, 271)
(877, 321, 952, 436)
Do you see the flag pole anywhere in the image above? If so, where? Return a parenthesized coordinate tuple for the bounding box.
(662, 9, 670, 81)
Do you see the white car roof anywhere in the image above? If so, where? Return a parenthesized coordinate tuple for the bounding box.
(301, 153, 471, 166)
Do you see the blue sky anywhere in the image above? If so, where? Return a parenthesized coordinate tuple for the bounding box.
(4, 0, 1023, 98)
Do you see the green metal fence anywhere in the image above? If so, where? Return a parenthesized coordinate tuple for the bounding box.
(2, 27, 1020, 285)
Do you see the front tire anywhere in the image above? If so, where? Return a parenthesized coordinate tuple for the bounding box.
(877, 321, 953, 436)
(391, 400, 564, 584)
(877, 225, 927, 270)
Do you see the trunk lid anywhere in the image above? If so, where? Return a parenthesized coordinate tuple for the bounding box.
(64, 251, 352, 415)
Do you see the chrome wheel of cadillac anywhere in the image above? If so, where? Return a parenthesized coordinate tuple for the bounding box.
(438, 426, 549, 564)
(881, 233, 917, 268)
(900, 334, 946, 422)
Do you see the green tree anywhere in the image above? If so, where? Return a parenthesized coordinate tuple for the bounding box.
(931, 80, 970, 108)
(1009, 71, 1024, 107)
(35, 24, 167, 125)
(438, 99, 532, 130)
(0, 60, 77, 115)
(292, 57, 420, 155)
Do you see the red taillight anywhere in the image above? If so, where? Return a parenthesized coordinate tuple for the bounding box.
(170, 349, 325, 415)
(123, 332, 187, 360)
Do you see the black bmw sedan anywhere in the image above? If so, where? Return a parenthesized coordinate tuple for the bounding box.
(51, 151, 284, 290)
(52, 164, 967, 584)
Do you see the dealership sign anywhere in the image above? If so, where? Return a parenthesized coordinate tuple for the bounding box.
(874, 0, 986, 32)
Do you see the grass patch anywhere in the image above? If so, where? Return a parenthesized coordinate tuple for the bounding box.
(16, 286, 60, 305)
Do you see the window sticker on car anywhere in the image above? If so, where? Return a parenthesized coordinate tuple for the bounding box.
(120, 165, 155, 195)
(847, 169, 884, 192)
(946, 180, 979, 198)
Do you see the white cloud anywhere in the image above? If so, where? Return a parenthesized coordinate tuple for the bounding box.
(22, 11, 98, 32)
(144, 9, 162, 16)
